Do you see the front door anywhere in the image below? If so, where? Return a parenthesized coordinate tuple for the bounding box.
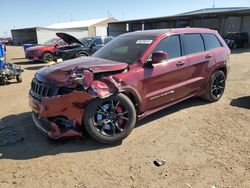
(140, 35, 191, 111)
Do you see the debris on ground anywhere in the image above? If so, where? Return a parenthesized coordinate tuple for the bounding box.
(154, 158, 166, 167)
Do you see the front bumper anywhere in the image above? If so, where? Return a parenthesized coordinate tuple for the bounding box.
(32, 112, 51, 136)
(29, 91, 93, 139)
(25, 52, 40, 61)
(54, 51, 74, 61)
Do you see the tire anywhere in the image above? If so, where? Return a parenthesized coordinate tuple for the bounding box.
(16, 75, 22, 83)
(42, 52, 54, 63)
(75, 52, 87, 58)
(202, 70, 226, 102)
(0, 77, 7, 85)
(84, 93, 136, 144)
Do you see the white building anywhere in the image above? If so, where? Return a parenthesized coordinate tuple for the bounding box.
(11, 17, 118, 45)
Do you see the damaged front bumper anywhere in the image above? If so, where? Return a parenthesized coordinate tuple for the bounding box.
(29, 91, 93, 139)
(29, 63, 122, 139)
(28, 78, 119, 139)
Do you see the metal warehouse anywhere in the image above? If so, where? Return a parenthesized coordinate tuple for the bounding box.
(11, 17, 118, 45)
(108, 7, 250, 40)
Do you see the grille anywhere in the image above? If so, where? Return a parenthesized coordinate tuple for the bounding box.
(30, 79, 59, 99)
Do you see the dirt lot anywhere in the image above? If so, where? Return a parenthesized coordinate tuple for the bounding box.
(0, 46, 249, 188)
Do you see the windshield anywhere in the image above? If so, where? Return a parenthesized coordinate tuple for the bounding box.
(42, 38, 58, 46)
(93, 35, 155, 64)
(80, 37, 95, 46)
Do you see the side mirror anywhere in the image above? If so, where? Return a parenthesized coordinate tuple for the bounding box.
(152, 51, 168, 64)
(54, 44, 59, 48)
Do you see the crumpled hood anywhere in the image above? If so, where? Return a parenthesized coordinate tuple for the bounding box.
(35, 57, 128, 86)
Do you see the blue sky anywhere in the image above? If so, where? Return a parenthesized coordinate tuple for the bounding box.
(0, 0, 250, 37)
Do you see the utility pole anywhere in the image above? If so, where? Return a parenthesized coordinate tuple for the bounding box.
(213, 0, 215, 8)
(70, 13, 73, 21)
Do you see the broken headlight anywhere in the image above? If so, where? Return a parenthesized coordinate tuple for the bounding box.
(66, 67, 93, 89)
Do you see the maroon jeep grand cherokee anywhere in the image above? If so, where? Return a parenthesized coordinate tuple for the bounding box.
(29, 28, 230, 143)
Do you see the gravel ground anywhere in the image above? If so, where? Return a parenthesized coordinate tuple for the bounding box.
(0, 46, 249, 188)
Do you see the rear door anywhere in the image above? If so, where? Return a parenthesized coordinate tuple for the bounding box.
(202, 33, 226, 77)
(179, 33, 213, 96)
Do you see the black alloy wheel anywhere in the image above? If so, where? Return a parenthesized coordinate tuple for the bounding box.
(42, 52, 54, 62)
(202, 70, 226, 102)
(210, 71, 225, 100)
(75, 52, 87, 58)
(84, 93, 136, 144)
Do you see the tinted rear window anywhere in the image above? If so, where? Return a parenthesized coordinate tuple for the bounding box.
(182, 34, 205, 55)
(202, 34, 222, 50)
(154, 35, 181, 59)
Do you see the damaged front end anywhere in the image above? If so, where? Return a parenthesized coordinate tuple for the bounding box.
(29, 66, 122, 139)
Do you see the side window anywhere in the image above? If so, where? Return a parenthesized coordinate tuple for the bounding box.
(154, 35, 181, 59)
(92, 38, 103, 46)
(202, 34, 222, 50)
(104, 37, 112, 44)
(58, 40, 67, 46)
(182, 34, 205, 55)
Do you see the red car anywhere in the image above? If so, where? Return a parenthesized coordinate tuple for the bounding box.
(26, 38, 67, 62)
(29, 28, 230, 143)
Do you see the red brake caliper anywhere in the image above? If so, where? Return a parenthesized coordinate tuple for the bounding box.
(115, 106, 124, 126)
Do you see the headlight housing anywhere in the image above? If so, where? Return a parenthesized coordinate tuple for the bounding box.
(66, 67, 93, 89)
(33, 50, 41, 55)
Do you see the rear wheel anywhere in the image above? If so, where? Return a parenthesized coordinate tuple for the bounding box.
(42, 52, 54, 63)
(202, 70, 226, 102)
(84, 93, 136, 144)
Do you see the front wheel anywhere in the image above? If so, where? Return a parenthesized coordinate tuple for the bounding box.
(0, 77, 7, 85)
(42, 52, 54, 63)
(75, 52, 87, 58)
(202, 70, 226, 102)
(84, 93, 136, 144)
(16, 75, 22, 83)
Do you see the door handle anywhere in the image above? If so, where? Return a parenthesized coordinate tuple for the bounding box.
(205, 54, 212, 59)
(176, 62, 185, 67)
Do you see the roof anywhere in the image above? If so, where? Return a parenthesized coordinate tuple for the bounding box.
(121, 28, 216, 37)
(110, 7, 250, 24)
(177, 7, 250, 16)
(46, 17, 115, 29)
